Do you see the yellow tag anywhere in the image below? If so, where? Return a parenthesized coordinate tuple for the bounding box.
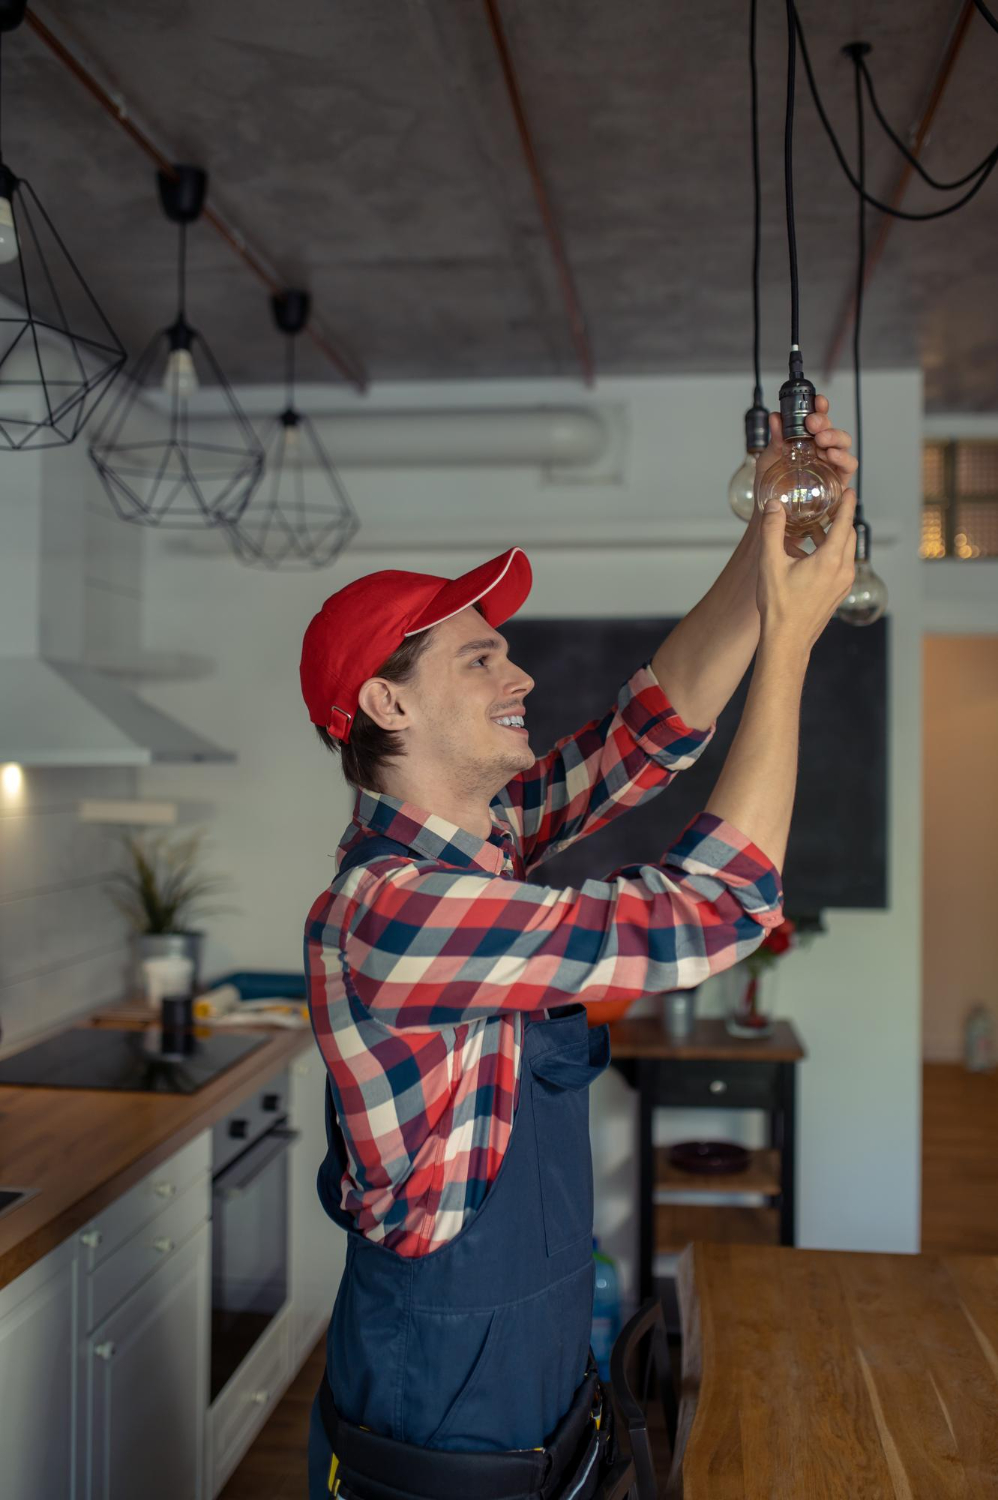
(327, 1453, 339, 1491)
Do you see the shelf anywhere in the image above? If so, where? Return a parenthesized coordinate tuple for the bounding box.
(654, 1147, 781, 1198)
(654, 1204, 780, 1255)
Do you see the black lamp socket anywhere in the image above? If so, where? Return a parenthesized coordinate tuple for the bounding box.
(272, 290, 311, 336)
(0, 1, 27, 34)
(158, 166, 208, 225)
(778, 349, 816, 440)
(744, 403, 770, 453)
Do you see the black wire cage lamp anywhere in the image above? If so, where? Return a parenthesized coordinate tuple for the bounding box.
(88, 165, 264, 528)
(0, 0, 125, 450)
(226, 289, 359, 569)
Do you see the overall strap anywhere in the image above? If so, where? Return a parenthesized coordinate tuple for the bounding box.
(338, 832, 413, 876)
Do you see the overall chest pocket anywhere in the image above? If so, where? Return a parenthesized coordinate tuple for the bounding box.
(529, 1025, 609, 1258)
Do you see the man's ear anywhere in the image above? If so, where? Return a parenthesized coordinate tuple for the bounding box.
(357, 677, 409, 734)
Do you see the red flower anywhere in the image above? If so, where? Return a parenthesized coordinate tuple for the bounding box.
(762, 919, 796, 957)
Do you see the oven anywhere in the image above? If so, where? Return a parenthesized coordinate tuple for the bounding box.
(210, 1069, 299, 1401)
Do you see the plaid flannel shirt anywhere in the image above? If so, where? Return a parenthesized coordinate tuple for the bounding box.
(305, 662, 784, 1257)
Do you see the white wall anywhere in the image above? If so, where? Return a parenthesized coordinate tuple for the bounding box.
(136, 370, 925, 1287)
(0, 446, 144, 1048)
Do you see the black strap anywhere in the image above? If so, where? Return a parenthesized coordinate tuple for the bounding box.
(337, 833, 412, 877)
(318, 1362, 611, 1500)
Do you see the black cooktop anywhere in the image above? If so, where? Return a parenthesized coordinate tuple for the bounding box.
(0, 1026, 266, 1095)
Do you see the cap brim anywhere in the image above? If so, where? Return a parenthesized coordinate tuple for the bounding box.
(404, 546, 532, 635)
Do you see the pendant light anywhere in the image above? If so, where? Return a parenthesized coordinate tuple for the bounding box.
(88, 166, 264, 528)
(756, 0, 842, 533)
(836, 44, 888, 627)
(728, 0, 769, 522)
(225, 290, 359, 569)
(0, 0, 124, 449)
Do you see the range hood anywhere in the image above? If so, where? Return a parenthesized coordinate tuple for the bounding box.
(0, 657, 235, 767)
(0, 417, 235, 769)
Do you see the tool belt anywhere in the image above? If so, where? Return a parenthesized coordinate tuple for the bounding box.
(318, 1357, 616, 1500)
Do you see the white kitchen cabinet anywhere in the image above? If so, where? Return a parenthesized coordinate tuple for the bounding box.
(289, 1051, 346, 1371)
(0, 1235, 82, 1500)
(87, 1220, 210, 1500)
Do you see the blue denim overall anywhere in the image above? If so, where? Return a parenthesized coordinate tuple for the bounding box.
(307, 834, 611, 1497)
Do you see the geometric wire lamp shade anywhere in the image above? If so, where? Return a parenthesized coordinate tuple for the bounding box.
(226, 410, 359, 569)
(87, 165, 264, 529)
(88, 323, 265, 529)
(0, 166, 126, 450)
(226, 289, 359, 568)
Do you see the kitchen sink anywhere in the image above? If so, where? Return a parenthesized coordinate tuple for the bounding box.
(0, 1188, 36, 1221)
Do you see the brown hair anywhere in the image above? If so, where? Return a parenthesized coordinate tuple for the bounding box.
(314, 603, 485, 792)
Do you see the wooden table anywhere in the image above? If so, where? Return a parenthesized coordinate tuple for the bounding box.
(668, 1241, 998, 1498)
(608, 1018, 806, 1303)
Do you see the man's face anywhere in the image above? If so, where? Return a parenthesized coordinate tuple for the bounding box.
(405, 606, 535, 797)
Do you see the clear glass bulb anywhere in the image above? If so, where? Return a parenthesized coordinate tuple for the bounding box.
(163, 347, 198, 402)
(282, 422, 300, 456)
(0, 195, 19, 264)
(728, 450, 761, 522)
(837, 558, 888, 626)
(756, 435, 841, 534)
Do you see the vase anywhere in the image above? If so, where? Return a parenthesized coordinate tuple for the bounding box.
(662, 986, 699, 1040)
(725, 971, 774, 1039)
(136, 931, 204, 993)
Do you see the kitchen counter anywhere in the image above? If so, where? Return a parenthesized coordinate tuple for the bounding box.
(0, 1009, 314, 1291)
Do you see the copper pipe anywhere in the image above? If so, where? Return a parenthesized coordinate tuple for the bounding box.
(481, 0, 595, 386)
(822, 0, 975, 380)
(24, 8, 368, 391)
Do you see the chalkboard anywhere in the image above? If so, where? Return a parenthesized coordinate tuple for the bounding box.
(501, 616, 889, 912)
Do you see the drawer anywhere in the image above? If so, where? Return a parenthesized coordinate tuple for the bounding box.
(654, 1060, 781, 1111)
(81, 1131, 210, 1271)
(210, 1308, 290, 1494)
(86, 1169, 210, 1332)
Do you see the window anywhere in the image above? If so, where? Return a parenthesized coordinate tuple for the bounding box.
(921, 440, 998, 560)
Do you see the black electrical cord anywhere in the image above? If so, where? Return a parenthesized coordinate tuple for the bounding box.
(972, 0, 998, 37)
(750, 0, 763, 404)
(177, 222, 187, 322)
(793, 2, 998, 221)
(784, 0, 800, 348)
(860, 55, 994, 192)
(852, 51, 866, 519)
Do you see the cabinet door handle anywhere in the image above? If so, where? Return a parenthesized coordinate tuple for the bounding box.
(153, 1181, 176, 1199)
(248, 1390, 269, 1405)
(94, 1341, 115, 1362)
(708, 1079, 728, 1095)
(153, 1236, 175, 1255)
(80, 1229, 102, 1249)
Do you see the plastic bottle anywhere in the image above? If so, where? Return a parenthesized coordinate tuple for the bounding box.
(591, 1237, 621, 1382)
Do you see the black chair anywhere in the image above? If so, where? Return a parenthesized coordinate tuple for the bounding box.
(607, 1299, 677, 1500)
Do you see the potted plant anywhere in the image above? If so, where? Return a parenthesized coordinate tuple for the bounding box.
(727, 914, 823, 1038)
(106, 830, 231, 990)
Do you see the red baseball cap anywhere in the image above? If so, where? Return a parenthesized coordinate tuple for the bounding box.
(300, 546, 532, 741)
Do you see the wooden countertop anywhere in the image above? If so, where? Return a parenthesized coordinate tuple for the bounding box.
(669, 1241, 998, 1497)
(608, 1016, 805, 1062)
(0, 1013, 313, 1292)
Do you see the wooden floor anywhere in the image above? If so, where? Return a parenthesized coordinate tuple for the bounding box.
(220, 1062, 998, 1496)
(921, 1061, 998, 1254)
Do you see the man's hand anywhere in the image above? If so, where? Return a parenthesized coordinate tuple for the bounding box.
(746, 393, 859, 557)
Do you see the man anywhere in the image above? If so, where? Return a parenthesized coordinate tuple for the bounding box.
(300, 399, 858, 1499)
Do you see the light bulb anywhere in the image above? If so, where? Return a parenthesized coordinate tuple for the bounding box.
(836, 518, 887, 626)
(282, 421, 300, 456)
(728, 450, 761, 521)
(0, 195, 19, 264)
(756, 435, 841, 534)
(729, 399, 770, 522)
(163, 347, 198, 402)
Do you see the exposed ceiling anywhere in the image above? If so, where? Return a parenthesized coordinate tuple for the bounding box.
(5, 0, 997, 408)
